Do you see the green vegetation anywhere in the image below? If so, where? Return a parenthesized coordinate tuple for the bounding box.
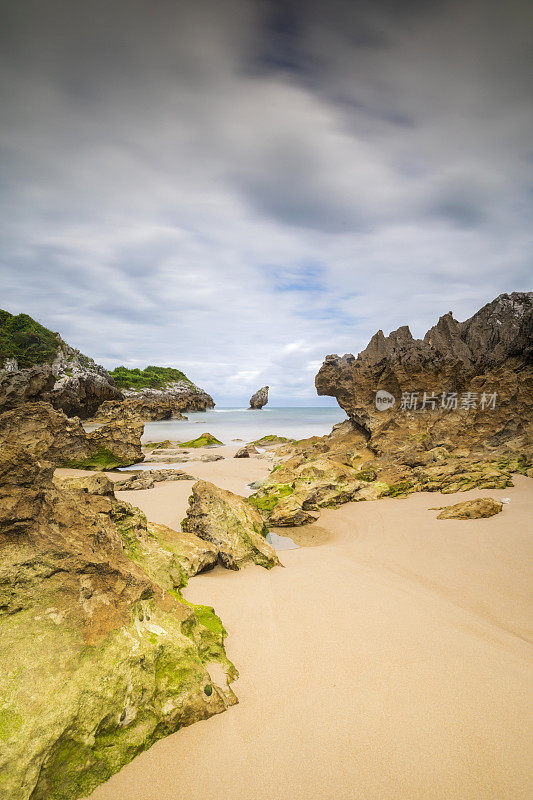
(252, 434, 293, 446)
(110, 365, 194, 390)
(0, 309, 59, 368)
(61, 447, 125, 471)
(179, 433, 222, 448)
(248, 483, 294, 514)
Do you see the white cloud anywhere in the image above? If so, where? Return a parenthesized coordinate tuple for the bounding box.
(0, 0, 531, 404)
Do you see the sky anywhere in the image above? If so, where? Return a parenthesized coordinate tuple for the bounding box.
(1, 0, 532, 406)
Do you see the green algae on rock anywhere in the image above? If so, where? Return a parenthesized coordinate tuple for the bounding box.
(179, 432, 223, 448)
(182, 480, 280, 570)
(0, 446, 237, 800)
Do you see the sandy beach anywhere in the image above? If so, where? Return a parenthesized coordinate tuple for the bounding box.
(76, 450, 533, 800)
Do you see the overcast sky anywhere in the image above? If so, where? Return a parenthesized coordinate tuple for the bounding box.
(1, 0, 531, 405)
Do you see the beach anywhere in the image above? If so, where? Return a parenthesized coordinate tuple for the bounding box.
(79, 445, 533, 800)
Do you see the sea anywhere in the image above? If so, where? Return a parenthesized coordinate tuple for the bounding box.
(141, 406, 347, 445)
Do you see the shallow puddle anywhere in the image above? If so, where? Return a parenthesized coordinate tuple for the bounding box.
(267, 529, 300, 550)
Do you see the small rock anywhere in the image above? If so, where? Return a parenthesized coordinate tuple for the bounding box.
(433, 498, 503, 519)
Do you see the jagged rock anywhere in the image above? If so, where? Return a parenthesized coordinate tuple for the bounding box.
(249, 386, 269, 409)
(0, 445, 236, 800)
(0, 402, 144, 469)
(316, 292, 533, 456)
(434, 498, 503, 519)
(234, 444, 259, 458)
(114, 469, 196, 491)
(182, 480, 280, 570)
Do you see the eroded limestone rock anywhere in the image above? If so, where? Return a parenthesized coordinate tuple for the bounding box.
(315, 292, 533, 457)
(182, 480, 280, 570)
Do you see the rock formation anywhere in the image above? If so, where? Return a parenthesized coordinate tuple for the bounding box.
(0, 311, 214, 419)
(249, 386, 269, 409)
(434, 497, 503, 519)
(0, 402, 144, 469)
(0, 446, 237, 800)
(316, 292, 533, 456)
(94, 384, 214, 423)
(182, 480, 280, 570)
(257, 293, 533, 528)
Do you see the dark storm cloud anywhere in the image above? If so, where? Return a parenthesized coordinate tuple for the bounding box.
(0, 0, 532, 402)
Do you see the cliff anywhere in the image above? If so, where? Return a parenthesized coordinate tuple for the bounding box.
(0, 310, 120, 417)
(0, 313, 215, 419)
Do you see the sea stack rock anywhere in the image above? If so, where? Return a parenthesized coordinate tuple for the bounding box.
(249, 386, 269, 410)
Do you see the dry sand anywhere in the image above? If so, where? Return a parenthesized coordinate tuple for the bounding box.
(85, 454, 532, 800)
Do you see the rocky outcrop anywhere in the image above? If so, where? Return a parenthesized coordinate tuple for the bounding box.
(434, 498, 503, 519)
(316, 293, 533, 457)
(94, 378, 215, 423)
(248, 419, 528, 525)
(47, 338, 121, 417)
(249, 386, 269, 409)
(0, 445, 236, 800)
(113, 469, 196, 491)
(0, 310, 122, 418)
(182, 480, 280, 570)
(0, 402, 144, 469)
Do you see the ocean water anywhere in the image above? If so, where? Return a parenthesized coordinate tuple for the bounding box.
(142, 406, 347, 445)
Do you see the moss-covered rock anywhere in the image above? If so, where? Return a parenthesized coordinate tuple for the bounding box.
(0, 446, 236, 800)
(182, 480, 280, 570)
(179, 432, 223, 448)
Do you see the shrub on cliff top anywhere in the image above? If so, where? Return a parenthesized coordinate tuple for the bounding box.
(110, 365, 194, 390)
(0, 309, 59, 368)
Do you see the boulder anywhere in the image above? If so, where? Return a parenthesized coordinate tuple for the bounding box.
(249, 386, 269, 410)
(434, 498, 503, 519)
(234, 444, 259, 458)
(182, 480, 280, 570)
(0, 446, 237, 800)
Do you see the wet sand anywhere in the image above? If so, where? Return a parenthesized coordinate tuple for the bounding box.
(84, 455, 532, 800)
